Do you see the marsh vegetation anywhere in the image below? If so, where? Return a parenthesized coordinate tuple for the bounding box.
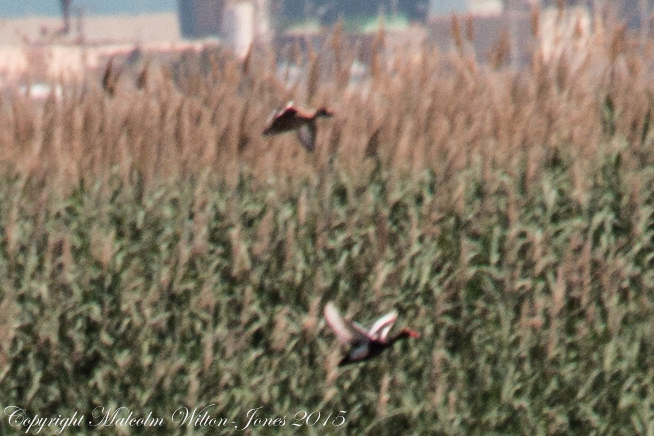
(1, 16, 654, 434)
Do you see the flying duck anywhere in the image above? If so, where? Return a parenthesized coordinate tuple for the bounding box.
(262, 101, 333, 152)
(324, 302, 420, 366)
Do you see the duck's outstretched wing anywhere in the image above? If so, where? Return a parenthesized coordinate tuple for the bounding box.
(324, 302, 370, 345)
(368, 310, 398, 341)
(263, 102, 298, 135)
(296, 122, 317, 152)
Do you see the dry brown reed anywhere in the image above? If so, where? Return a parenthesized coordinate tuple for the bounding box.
(0, 16, 651, 199)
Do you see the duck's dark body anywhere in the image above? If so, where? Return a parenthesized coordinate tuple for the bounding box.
(338, 341, 388, 366)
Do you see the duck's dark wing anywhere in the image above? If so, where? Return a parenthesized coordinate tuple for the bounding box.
(263, 105, 298, 135)
(297, 122, 317, 152)
(271, 101, 297, 122)
(324, 302, 370, 345)
(276, 106, 298, 120)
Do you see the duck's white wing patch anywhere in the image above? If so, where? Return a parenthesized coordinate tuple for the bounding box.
(368, 310, 398, 341)
(324, 302, 370, 345)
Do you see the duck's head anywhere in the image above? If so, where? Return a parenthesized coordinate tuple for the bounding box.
(397, 328, 421, 340)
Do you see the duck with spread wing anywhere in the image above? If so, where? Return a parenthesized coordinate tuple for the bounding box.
(324, 302, 420, 366)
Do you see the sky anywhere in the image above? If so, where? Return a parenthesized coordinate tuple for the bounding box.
(0, 0, 176, 17)
(2, 0, 471, 18)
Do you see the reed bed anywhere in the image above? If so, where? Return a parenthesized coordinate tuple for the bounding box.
(1, 15, 654, 435)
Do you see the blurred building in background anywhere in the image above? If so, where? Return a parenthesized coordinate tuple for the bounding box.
(174, 0, 650, 64)
(178, 0, 269, 56)
(176, 0, 651, 37)
(0, 0, 649, 66)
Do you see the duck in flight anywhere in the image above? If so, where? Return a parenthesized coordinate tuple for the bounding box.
(262, 101, 333, 152)
(324, 302, 420, 366)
